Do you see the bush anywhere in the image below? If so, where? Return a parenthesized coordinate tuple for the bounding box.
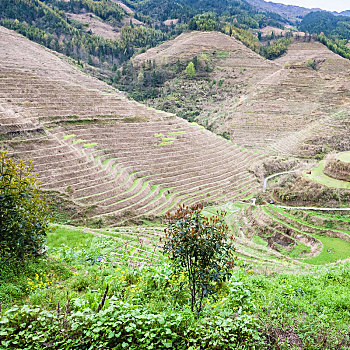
(185, 61, 195, 79)
(0, 297, 262, 349)
(163, 204, 236, 315)
(0, 151, 51, 260)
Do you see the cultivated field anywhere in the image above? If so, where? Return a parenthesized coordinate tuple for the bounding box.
(0, 27, 260, 222)
(133, 32, 350, 157)
(1, 26, 349, 265)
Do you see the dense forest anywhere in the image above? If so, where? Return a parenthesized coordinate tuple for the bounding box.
(124, 0, 286, 29)
(1, 0, 349, 85)
(0, 0, 172, 71)
(300, 11, 350, 40)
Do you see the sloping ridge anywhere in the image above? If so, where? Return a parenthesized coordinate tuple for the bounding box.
(0, 26, 261, 221)
(133, 32, 350, 156)
(132, 31, 277, 68)
(219, 39, 350, 155)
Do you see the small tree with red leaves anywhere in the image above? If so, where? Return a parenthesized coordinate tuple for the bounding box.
(163, 203, 236, 315)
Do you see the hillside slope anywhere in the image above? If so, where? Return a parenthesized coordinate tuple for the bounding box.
(130, 32, 350, 157)
(221, 39, 350, 154)
(0, 26, 261, 223)
(130, 31, 279, 133)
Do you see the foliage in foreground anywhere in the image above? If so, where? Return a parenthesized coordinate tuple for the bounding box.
(0, 151, 51, 260)
(164, 204, 235, 314)
(1, 225, 350, 349)
(0, 299, 260, 349)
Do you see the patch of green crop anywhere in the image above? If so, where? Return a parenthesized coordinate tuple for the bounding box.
(161, 137, 175, 142)
(252, 235, 268, 247)
(158, 141, 174, 146)
(281, 242, 311, 259)
(168, 131, 186, 135)
(304, 236, 350, 264)
(337, 151, 350, 162)
(48, 225, 97, 249)
(72, 139, 85, 145)
(63, 134, 75, 140)
(154, 133, 164, 137)
(305, 160, 350, 189)
(216, 51, 229, 59)
(83, 143, 97, 148)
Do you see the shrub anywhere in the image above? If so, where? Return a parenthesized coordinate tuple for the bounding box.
(163, 204, 236, 315)
(0, 151, 51, 261)
(185, 62, 195, 79)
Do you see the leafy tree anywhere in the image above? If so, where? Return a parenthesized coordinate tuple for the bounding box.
(185, 61, 195, 79)
(188, 12, 220, 32)
(0, 151, 51, 261)
(163, 204, 236, 315)
(262, 36, 292, 60)
(318, 34, 350, 60)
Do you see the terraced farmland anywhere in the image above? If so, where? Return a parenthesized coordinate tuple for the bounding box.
(214, 201, 350, 267)
(0, 26, 261, 222)
(132, 32, 350, 157)
(1, 25, 349, 267)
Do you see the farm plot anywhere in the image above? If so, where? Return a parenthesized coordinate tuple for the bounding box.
(50, 224, 165, 268)
(227, 202, 350, 266)
(0, 26, 261, 222)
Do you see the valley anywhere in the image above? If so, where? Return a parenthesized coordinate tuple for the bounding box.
(1, 0, 350, 348)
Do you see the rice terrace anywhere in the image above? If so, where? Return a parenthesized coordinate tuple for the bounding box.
(1, 0, 350, 349)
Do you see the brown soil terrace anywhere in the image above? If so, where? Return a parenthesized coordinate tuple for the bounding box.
(0, 26, 261, 221)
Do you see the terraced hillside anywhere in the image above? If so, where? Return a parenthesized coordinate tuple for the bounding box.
(131, 32, 350, 157)
(204, 197, 350, 268)
(0, 26, 261, 222)
(218, 40, 350, 154)
(235, 203, 350, 265)
(131, 31, 279, 133)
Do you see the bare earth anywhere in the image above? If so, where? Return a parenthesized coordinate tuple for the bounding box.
(0, 26, 260, 221)
(67, 13, 121, 40)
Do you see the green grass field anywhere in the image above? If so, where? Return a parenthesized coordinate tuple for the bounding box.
(337, 151, 350, 163)
(305, 160, 350, 189)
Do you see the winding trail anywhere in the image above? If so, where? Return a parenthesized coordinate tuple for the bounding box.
(263, 170, 297, 192)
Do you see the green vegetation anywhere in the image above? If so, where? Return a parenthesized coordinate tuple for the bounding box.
(72, 139, 85, 145)
(0, 0, 168, 75)
(126, 0, 286, 30)
(265, 206, 350, 264)
(262, 36, 292, 60)
(337, 151, 350, 162)
(82, 142, 98, 148)
(185, 61, 196, 79)
(188, 12, 221, 32)
(306, 160, 350, 189)
(252, 235, 268, 247)
(2, 222, 350, 349)
(0, 152, 50, 260)
(168, 131, 186, 135)
(318, 34, 350, 60)
(304, 235, 350, 264)
(300, 11, 350, 40)
(63, 134, 76, 140)
(1, 160, 350, 348)
(158, 140, 174, 146)
(161, 137, 175, 142)
(163, 204, 235, 314)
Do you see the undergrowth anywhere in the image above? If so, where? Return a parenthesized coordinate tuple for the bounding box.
(1, 225, 350, 349)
